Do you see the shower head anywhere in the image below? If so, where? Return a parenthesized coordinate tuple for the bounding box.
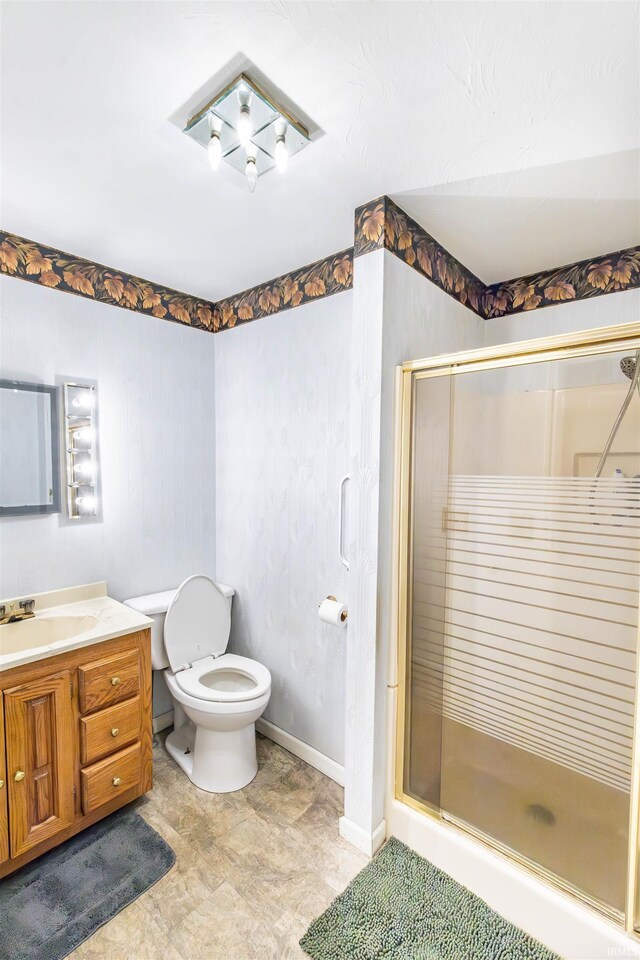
(595, 348, 640, 477)
(620, 355, 638, 380)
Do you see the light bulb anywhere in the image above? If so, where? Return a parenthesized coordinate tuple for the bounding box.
(246, 155, 257, 193)
(208, 131, 221, 171)
(72, 391, 94, 410)
(238, 103, 251, 147)
(76, 494, 96, 512)
(74, 427, 94, 444)
(275, 134, 287, 172)
(74, 461, 94, 478)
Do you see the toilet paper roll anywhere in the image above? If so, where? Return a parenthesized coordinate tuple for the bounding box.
(318, 597, 348, 626)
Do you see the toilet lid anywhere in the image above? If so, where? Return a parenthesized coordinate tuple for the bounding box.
(164, 575, 231, 672)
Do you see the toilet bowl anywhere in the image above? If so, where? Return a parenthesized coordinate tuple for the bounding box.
(124, 575, 271, 793)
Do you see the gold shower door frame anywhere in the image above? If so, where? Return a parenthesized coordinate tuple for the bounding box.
(393, 321, 640, 934)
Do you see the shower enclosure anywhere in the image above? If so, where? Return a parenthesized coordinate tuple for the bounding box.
(395, 323, 640, 931)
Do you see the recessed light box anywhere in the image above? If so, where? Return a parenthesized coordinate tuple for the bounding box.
(182, 73, 310, 183)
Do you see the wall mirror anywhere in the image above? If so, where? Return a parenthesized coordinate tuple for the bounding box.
(0, 379, 61, 516)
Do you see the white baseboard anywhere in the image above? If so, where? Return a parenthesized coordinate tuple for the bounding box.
(152, 709, 174, 734)
(339, 816, 387, 856)
(256, 718, 345, 786)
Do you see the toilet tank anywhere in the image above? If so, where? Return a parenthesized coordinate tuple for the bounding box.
(124, 582, 234, 671)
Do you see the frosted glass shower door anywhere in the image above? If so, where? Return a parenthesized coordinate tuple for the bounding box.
(400, 340, 640, 920)
(439, 351, 640, 915)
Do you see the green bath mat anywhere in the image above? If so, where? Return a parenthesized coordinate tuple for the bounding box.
(300, 837, 561, 960)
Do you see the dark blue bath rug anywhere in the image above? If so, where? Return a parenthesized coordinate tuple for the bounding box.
(0, 807, 176, 960)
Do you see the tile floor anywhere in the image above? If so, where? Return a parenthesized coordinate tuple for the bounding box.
(70, 731, 368, 960)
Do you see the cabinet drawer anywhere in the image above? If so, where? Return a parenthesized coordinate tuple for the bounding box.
(78, 649, 139, 714)
(81, 742, 141, 814)
(80, 696, 141, 765)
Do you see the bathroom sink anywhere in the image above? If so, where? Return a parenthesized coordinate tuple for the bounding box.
(0, 615, 100, 656)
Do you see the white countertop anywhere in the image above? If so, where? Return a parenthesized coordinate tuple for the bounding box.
(0, 582, 153, 672)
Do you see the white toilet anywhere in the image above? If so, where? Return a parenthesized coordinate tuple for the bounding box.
(124, 575, 271, 793)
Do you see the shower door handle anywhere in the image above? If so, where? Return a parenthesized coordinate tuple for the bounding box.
(339, 474, 351, 571)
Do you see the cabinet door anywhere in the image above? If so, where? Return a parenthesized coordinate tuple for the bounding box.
(0, 695, 8, 865)
(5, 670, 75, 858)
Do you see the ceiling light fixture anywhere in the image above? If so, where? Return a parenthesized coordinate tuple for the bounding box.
(182, 73, 310, 193)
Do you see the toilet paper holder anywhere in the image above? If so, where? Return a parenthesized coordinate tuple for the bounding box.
(318, 595, 348, 623)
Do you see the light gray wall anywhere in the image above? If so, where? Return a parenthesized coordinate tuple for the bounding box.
(214, 293, 352, 765)
(484, 288, 639, 345)
(0, 279, 216, 619)
(343, 249, 486, 840)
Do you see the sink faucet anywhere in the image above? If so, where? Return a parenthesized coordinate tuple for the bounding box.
(0, 599, 36, 625)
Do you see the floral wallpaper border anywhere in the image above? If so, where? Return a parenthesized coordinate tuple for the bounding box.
(483, 246, 640, 318)
(354, 196, 487, 317)
(212, 248, 353, 331)
(0, 231, 353, 334)
(354, 196, 640, 320)
(3, 208, 638, 334)
(0, 232, 218, 331)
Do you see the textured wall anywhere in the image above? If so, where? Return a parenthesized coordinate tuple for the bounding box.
(342, 252, 385, 839)
(214, 293, 352, 764)
(343, 250, 485, 840)
(0, 279, 216, 604)
(484, 286, 640, 345)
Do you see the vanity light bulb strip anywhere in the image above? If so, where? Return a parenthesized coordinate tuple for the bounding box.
(63, 381, 100, 520)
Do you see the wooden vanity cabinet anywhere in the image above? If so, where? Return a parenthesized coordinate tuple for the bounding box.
(0, 628, 152, 878)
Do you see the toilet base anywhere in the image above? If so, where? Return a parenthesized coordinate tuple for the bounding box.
(165, 720, 258, 793)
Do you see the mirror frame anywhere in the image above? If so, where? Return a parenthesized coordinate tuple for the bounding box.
(0, 378, 61, 516)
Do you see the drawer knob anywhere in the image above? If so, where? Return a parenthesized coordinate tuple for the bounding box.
(0, 779, 4, 789)
(112, 776, 122, 787)
(111, 727, 119, 738)
(111, 676, 121, 687)
(14, 770, 25, 782)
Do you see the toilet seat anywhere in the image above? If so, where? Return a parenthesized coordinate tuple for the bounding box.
(173, 652, 271, 704)
(164, 574, 231, 673)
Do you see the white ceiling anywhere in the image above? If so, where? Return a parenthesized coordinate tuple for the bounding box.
(1, 1, 638, 301)
(395, 149, 640, 285)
